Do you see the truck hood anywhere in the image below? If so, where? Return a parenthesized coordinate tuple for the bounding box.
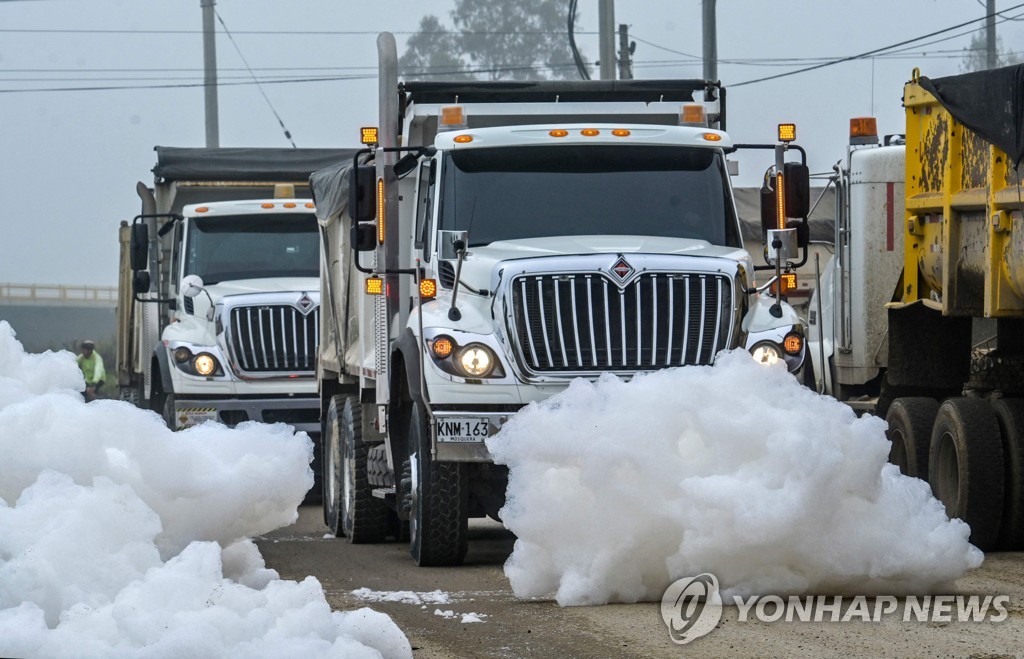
(455, 236, 748, 290)
(204, 277, 319, 301)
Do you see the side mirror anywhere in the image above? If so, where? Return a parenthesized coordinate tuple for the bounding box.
(132, 271, 151, 295)
(393, 152, 419, 178)
(181, 274, 205, 298)
(349, 164, 377, 222)
(784, 162, 810, 219)
(130, 223, 149, 271)
(350, 222, 377, 252)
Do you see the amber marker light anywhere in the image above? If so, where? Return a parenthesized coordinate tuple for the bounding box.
(304, 202, 315, 209)
(195, 207, 209, 213)
(549, 129, 569, 137)
(778, 123, 797, 142)
(611, 129, 631, 137)
(261, 203, 274, 209)
(453, 134, 474, 143)
(365, 276, 384, 295)
(419, 278, 437, 300)
(376, 178, 385, 243)
(283, 202, 296, 208)
(783, 332, 804, 355)
(771, 272, 798, 295)
(432, 336, 455, 359)
(580, 128, 600, 136)
(702, 132, 722, 142)
(360, 126, 379, 145)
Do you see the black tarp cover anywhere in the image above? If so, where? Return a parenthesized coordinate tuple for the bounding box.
(153, 147, 359, 182)
(919, 64, 1024, 165)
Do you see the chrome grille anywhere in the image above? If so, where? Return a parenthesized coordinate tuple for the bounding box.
(510, 272, 733, 373)
(227, 304, 319, 374)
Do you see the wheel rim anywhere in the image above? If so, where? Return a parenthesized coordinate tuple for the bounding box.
(889, 429, 909, 474)
(327, 423, 338, 511)
(934, 430, 960, 517)
(409, 453, 420, 547)
(343, 427, 354, 528)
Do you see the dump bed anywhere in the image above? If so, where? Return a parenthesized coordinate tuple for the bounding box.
(901, 65, 1024, 317)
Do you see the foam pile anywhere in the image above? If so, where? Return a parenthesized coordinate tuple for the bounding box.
(0, 322, 411, 658)
(487, 350, 982, 606)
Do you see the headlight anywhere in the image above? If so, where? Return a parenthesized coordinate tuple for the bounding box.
(458, 345, 494, 377)
(173, 347, 192, 363)
(751, 341, 783, 366)
(426, 336, 505, 379)
(193, 353, 218, 376)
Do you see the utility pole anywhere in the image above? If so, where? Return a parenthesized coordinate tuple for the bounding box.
(617, 24, 633, 79)
(986, 0, 997, 70)
(598, 0, 616, 80)
(702, 0, 717, 82)
(201, 0, 220, 148)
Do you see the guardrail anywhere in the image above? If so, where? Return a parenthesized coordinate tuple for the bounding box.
(0, 283, 118, 306)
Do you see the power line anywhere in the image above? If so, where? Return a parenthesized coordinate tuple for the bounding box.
(732, 2, 1024, 87)
(214, 8, 295, 148)
(0, 28, 599, 36)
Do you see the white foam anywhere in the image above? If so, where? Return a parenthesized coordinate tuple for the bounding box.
(0, 322, 411, 658)
(352, 588, 451, 605)
(487, 350, 983, 606)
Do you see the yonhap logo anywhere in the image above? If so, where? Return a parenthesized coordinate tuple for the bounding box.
(660, 573, 723, 644)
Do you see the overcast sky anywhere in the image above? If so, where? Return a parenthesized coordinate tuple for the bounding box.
(1, 0, 1021, 287)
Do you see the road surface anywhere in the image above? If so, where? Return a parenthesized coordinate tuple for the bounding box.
(256, 505, 1024, 658)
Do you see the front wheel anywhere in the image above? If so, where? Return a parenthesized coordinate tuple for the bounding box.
(407, 402, 468, 566)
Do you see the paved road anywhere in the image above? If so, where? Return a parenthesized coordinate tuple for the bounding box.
(256, 505, 1024, 658)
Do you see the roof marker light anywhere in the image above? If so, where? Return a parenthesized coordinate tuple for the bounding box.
(549, 129, 569, 137)
(612, 129, 631, 137)
(195, 206, 209, 213)
(580, 128, 600, 136)
(702, 132, 722, 142)
(261, 203, 274, 209)
(453, 134, 474, 143)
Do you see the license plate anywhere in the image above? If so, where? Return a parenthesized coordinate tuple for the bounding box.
(436, 418, 489, 443)
(176, 407, 217, 429)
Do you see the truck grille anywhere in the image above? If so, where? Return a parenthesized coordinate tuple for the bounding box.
(227, 304, 319, 374)
(509, 272, 733, 373)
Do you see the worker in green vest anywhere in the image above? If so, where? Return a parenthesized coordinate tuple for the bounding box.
(77, 339, 106, 402)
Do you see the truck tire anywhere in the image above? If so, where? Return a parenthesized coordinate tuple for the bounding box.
(408, 402, 468, 566)
(162, 393, 177, 430)
(928, 397, 1004, 551)
(993, 399, 1024, 549)
(885, 397, 939, 479)
(323, 395, 346, 536)
(339, 397, 388, 543)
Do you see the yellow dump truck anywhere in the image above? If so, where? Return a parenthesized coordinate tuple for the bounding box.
(884, 65, 1024, 551)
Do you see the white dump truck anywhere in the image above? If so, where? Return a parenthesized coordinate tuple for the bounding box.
(116, 147, 355, 494)
(312, 33, 815, 565)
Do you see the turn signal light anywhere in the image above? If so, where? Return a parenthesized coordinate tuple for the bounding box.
(361, 126, 379, 145)
(783, 332, 804, 355)
(432, 336, 455, 359)
(376, 178, 385, 243)
(365, 276, 384, 295)
(778, 123, 797, 142)
(770, 272, 798, 295)
(419, 278, 437, 299)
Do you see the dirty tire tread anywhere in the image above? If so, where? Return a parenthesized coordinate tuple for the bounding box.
(885, 397, 939, 479)
(993, 398, 1024, 550)
(409, 402, 468, 566)
(341, 397, 389, 544)
(928, 397, 1004, 551)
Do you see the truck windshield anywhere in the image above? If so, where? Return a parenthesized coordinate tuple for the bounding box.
(184, 214, 318, 284)
(439, 145, 740, 247)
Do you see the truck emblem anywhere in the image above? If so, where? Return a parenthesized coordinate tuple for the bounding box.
(609, 256, 634, 283)
(296, 293, 315, 314)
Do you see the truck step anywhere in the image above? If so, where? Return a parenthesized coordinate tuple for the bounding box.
(371, 487, 396, 501)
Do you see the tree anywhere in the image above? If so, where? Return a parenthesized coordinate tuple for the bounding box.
(961, 32, 1023, 72)
(398, 0, 587, 81)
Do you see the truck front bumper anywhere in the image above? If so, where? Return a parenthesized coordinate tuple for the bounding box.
(171, 395, 319, 435)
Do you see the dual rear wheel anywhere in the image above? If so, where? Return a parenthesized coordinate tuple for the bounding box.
(886, 395, 1024, 551)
